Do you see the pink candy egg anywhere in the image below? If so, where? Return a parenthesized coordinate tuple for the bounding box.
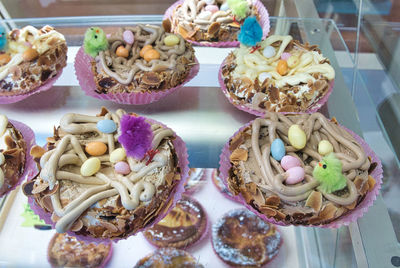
(205, 4, 219, 13)
(285, 166, 305, 185)
(281, 52, 291, 61)
(123, 30, 134, 45)
(281, 155, 302, 171)
(115, 161, 131, 175)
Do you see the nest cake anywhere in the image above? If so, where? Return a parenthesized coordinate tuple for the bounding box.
(166, 0, 260, 43)
(84, 25, 196, 94)
(221, 35, 335, 113)
(23, 108, 187, 240)
(0, 25, 67, 96)
(225, 113, 378, 226)
(0, 115, 26, 195)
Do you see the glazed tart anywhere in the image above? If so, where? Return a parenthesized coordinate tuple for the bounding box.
(0, 115, 26, 196)
(166, 0, 260, 43)
(0, 25, 67, 96)
(143, 195, 207, 248)
(212, 209, 281, 267)
(83, 25, 196, 94)
(221, 35, 335, 113)
(23, 108, 185, 239)
(134, 247, 203, 268)
(48, 233, 112, 268)
(183, 168, 205, 192)
(226, 112, 378, 225)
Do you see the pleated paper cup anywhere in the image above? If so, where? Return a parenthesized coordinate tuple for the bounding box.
(163, 0, 270, 47)
(28, 117, 189, 243)
(74, 47, 199, 105)
(218, 118, 383, 228)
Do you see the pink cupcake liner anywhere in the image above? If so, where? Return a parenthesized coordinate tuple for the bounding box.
(210, 168, 240, 203)
(47, 233, 113, 268)
(74, 47, 200, 105)
(143, 194, 209, 250)
(0, 70, 63, 104)
(218, 118, 383, 228)
(183, 168, 207, 194)
(218, 58, 334, 116)
(211, 208, 282, 267)
(0, 120, 38, 197)
(28, 117, 189, 244)
(163, 0, 270, 48)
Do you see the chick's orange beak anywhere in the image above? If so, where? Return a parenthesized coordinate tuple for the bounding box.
(96, 30, 99, 33)
(318, 162, 322, 167)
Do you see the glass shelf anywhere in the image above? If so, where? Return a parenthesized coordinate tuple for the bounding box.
(0, 15, 398, 267)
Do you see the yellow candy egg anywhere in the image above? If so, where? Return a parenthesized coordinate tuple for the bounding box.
(116, 45, 129, 58)
(164, 35, 180, 46)
(85, 141, 107, 156)
(140, 45, 153, 58)
(277, 60, 288, 75)
(80, 157, 101, 177)
(288, 124, 307, 150)
(318, 140, 333, 156)
(144, 49, 160, 62)
(110, 148, 126, 163)
(287, 55, 300, 68)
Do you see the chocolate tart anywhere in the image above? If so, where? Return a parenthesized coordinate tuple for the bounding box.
(134, 247, 203, 268)
(48, 233, 112, 268)
(212, 209, 281, 267)
(143, 195, 207, 249)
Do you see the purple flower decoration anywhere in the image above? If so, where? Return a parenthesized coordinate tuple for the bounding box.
(118, 114, 153, 159)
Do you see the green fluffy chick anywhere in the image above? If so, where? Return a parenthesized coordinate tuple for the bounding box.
(84, 27, 108, 58)
(313, 153, 347, 194)
(227, 0, 250, 20)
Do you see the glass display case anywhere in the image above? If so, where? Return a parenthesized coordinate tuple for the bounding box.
(0, 1, 399, 267)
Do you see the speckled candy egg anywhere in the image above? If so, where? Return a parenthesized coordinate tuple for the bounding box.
(285, 166, 305, 185)
(277, 60, 288, 75)
(164, 35, 180, 46)
(205, 4, 219, 13)
(318, 140, 334, 156)
(144, 49, 160, 62)
(115, 161, 131, 175)
(220, 2, 229, 11)
(123, 30, 134, 45)
(263, 46, 275, 58)
(287, 55, 300, 68)
(288, 124, 306, 150)
(97, 119, 117, 134)
(271, 138, 285, 161)
(280, 155, 301, 171)
(139, 45, 153, 58)
(85, 141, 107, 156)
(280, 52, 291, 61)
(116, 45, 129, 58)
(110, 148, 126, 163)
(80, 157, 101, 177)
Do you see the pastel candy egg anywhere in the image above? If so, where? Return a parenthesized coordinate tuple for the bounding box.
(97, 119, 117, 134)
(288, 124, 306, 150)
(144, 49, 160, 62)
(281, 155, 302, 171)
(263, 46, 275, 58)
(280, 52, 291, 61)
(270, 138, 285, 161)
(115, 161, 131, 175)
(139, 45, 153, 58)
(258, 72, 272, 83)
(116, 45, 129, 58)
(123, 30, 134, 44)
(205, 4, 219, 13)
(110, 148, 126, 163)
(285, 166, 305, 184)
(85, 141, 107, 156)
(318, 140, 334, 156)
(80, 157, 101, 177)
(220, 2, 229, 11)
(287, 55, 300, 68)
(198, 11, 212, 20)
(277, 60, 288, 75)
(0, 114, 8, 136)
(164, 35, 180, 46)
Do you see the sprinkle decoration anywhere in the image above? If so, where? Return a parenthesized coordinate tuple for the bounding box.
(144, 149, 159, 166)
(118, 115, 153, 159)
(250, 45, 261, 54)
(238, 17, 263, 47)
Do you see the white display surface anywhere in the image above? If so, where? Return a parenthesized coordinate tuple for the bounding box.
(0, 169, 299, 267)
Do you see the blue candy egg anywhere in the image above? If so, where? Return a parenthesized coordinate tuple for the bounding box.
(97, 119, 117, 134)
(271, 138, 285, 161)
